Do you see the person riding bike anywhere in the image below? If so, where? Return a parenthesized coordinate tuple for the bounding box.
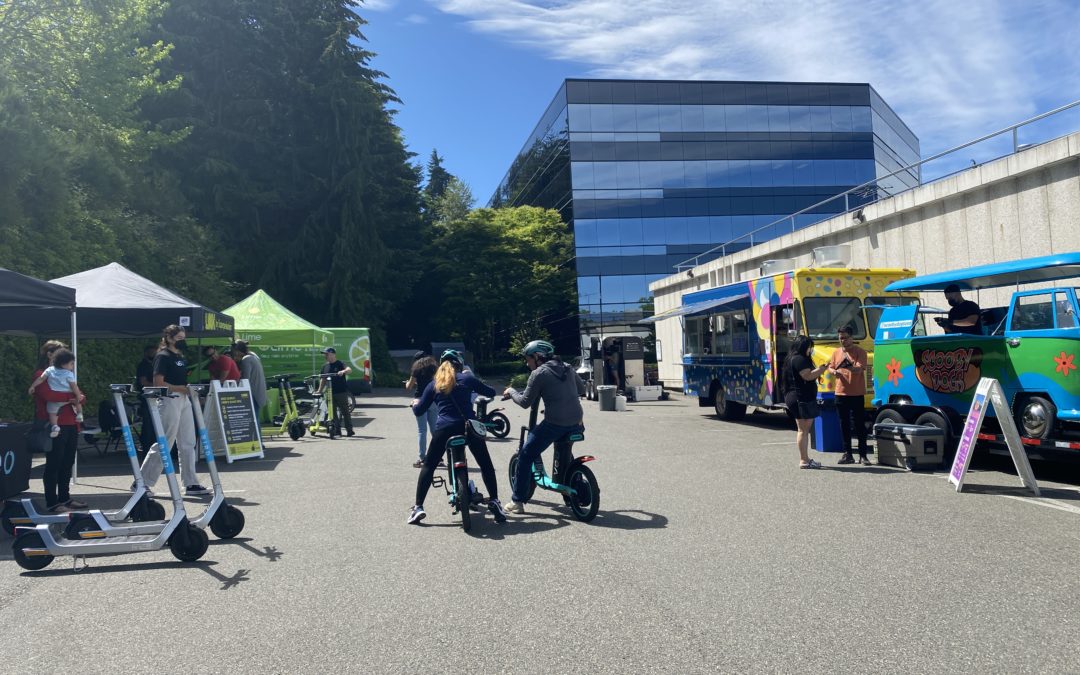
(502, 340, 586, 514)
(408, 350, 507, 525)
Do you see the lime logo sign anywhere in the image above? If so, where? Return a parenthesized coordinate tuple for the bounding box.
(349, 335, 371, 370)
(3, 450, 13, 476)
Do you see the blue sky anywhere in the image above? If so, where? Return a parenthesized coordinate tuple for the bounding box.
(360, 0, 1080, 203)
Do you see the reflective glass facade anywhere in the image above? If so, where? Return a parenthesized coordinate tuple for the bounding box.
(491, 79, 920, 333)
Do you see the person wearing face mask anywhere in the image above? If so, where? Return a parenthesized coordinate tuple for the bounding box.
(137, 324, 211, 496)
(935, 283, 982, 335)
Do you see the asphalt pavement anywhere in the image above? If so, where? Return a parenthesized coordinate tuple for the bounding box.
(3, 386, 1080, 673)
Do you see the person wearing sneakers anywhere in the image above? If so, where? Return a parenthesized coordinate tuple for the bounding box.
(502, 340, 586, 515)
(30, 340, 88, 513)
(783, 335, 828, 469)
(138, 325, 211, 496)
(828, 325, 871, 465)
(407, 350, 507, 524)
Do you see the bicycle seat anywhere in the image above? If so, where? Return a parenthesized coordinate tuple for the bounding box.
(109, 384, 133, 393)
(475, 396, 492, 405)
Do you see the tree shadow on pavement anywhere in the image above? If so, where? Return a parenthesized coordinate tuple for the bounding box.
(208, 536, 283, 561)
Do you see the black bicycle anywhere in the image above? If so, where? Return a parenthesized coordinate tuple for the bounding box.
(430, 433, 484, 532)
(474, 395, 511, 439)
(507, 400, 599, 522)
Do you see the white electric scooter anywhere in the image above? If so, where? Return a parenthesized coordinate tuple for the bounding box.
(10, 387, 209, 570)
(2, 384, 164, 536)
(60, 384, 245, 542)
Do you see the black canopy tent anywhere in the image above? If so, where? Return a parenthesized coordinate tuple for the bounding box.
(0, 267, 77, 338)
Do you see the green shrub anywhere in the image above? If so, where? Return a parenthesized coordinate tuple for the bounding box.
(508, 373, 529, 390)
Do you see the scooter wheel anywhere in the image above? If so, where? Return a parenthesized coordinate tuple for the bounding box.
(507, 453, 536, 502)
(169, 525, 209, 562)
(13, 530, 53, 571)
(2, 501, 28, 536)
(288, 422, 302, 441)
(488, 412, 511, 439)
(146, 499, 166, 521)
(63, 513, 100, 540)
(209, 504, 245, 539)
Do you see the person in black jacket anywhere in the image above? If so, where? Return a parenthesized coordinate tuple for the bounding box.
(783, 335, 828, 469)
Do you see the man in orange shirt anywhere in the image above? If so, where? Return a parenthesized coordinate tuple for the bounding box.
(828, 325, 871, 465)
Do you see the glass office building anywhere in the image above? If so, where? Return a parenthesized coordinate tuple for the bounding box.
(491, 79, 920, 334)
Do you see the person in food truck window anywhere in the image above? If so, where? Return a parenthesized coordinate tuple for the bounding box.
(935, 283, 981, 335)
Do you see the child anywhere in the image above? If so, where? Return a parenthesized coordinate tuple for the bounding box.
(28, 348, 84, 437)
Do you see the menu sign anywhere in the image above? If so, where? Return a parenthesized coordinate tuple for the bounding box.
(204, 381, 264, 463)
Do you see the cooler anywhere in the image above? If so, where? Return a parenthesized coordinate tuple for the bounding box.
(874, 423, 946, 470)
(628, 385, 664, 402)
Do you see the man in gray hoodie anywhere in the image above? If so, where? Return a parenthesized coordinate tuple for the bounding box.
(502, 339, 586, 514)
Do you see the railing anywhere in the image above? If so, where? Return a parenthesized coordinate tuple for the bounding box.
(673, 98, 1080, 273)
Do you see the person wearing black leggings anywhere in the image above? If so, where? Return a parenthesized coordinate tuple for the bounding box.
(408, 349, 507, 525)
(43, 427, 79, 511)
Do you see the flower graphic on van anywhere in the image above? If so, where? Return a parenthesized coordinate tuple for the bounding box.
(885, 357, 903, 386)
(1055, 351, 1077, 377)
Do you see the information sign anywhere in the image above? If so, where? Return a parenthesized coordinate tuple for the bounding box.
(948, 377, 1039, 495)
(203, 380, 264, 463)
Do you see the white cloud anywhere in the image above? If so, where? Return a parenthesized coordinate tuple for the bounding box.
(405, 13, 429, 24)
(428, 0, 1080, 155)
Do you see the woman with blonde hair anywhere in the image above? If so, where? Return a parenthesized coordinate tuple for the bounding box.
(407, 350, 506, 525)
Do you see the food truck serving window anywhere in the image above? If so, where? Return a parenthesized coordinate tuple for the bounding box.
(802, 297, 867, 339)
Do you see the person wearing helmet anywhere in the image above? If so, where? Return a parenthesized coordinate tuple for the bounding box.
(502, 339, 586, 514)
(408, 349, 507, 524)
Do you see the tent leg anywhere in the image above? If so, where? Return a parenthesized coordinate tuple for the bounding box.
(71, 308, 79, 485)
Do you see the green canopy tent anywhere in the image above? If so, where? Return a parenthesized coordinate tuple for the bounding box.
(224, 290, 334, 382)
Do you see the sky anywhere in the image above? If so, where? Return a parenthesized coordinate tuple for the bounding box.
(359, 0, 1080, 203)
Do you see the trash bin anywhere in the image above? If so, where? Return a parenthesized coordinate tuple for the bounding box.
(0, 422, 33, 500)
(812, 392, 844, 452)
(597, 385, 616, 412)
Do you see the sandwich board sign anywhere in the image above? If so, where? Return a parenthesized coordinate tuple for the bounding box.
(948, 377, 1039, 495)
(203, 380, 264, 463)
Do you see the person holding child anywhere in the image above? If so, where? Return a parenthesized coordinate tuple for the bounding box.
(29, 340, 87, 513)
(28, 348, 84, 437)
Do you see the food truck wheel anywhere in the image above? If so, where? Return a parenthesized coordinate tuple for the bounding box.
(873, 408, 906, 427)
(1015, 395, 1056, 440)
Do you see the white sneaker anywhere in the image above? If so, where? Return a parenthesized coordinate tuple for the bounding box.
(505, 501, 525, 515)
(49, 425, 60, 438)
(407, 505, 426, 525)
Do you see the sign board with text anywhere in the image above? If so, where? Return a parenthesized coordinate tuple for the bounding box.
(948, 377, 1039, 495)
(203, 380, 264, 463)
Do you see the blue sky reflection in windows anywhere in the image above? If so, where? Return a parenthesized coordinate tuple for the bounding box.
(492, 79, 919, 332)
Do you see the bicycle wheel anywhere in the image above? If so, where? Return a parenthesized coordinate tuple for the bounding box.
(507, 454, 536, 502)
(455, 470, 472, 532)
(488, 412, 510, 439)
(566, 464, 600, 522)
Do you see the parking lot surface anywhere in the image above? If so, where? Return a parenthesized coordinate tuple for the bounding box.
(3, 387, 1080, 673)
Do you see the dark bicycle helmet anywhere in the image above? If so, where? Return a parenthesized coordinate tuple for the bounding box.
(522, 340, 555, 359)
(440, 349, 464, 368)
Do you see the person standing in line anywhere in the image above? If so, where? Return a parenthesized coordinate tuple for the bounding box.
(136, 344, 158, 453)
(316, 347, 354, 437)
(233, 339, 268, 424)
(139, 325, 210, 496)
(203, 345, 241, 383)
(30, 340, 87, 513)
(829, 326, 872, 465)
(783, 335, 828, 469)
(405, 351, 438, 468)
